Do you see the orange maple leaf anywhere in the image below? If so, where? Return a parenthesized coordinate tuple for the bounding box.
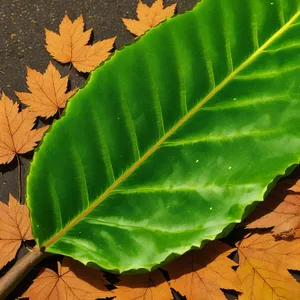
(0, 194, 33, 269)
(166, 240, 241, 300)
(23, 257, 112, 300)
(45, 15, 116, 72)
(246, 180, 300, 239)
(114, 270, 172, 300)
(0, 93, 49, 165)
(122, 0, 176, 37)
(237, 233, 300, 300)
(15, 62, 77, 119)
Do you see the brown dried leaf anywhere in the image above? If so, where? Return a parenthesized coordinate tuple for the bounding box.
(237, 233, 300, 300)
(15, 62, 77, 118)
(114, 270, 172, 300)
(0, 93, 49, 165)
(23, 257, 112, 300)
(246, 180, 300, 239)
(0, 194, 33, 269)
(166, 240, 241, 300)
(45, 15, 116, 72)
(122, 0, 176, 37)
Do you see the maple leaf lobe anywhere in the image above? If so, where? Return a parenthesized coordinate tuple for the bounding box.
(114, 270, 172, 300)
(0, 194, 33, 269)
(237, 233, 300, 299)
(166, 241, 241, 300)
(122, 0, 176, 37)
(246, 180, 300, 239)
(23, 257, 112, 300)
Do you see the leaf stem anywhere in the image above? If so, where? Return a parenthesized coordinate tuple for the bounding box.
(16, 154, 21, 203)
(0, 247, 45, 299)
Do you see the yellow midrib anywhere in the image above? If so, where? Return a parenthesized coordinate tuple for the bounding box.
(43, 9, 300, 249)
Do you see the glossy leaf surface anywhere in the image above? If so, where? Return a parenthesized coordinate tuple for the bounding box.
(27, 0, 300, 272)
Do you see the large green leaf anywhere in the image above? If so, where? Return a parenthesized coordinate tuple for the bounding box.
(28, 0, 300, 272)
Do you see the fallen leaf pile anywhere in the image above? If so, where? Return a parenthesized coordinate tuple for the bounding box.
(15, 62, 77, 119)
(2, 5, 300, 300)
(122, 0, 177, 37)
(45, 15, 116, 72)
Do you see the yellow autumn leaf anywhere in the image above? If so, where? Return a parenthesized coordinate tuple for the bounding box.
(16, 62, 77, 118)
(122, 0, 176, 37)
(45, 15, 116, 72)
(237, 233, 300, 300)
(0, 93, 49, 165)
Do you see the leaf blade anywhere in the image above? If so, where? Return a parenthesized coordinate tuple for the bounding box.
(28, 0, 300, 273)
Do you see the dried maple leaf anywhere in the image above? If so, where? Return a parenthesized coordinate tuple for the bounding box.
(23, 257, 112, 300)
(0, 194, 33, 269)
(237, 233, 300, 300)
(166, 240, 241, 300)
(122, 0, 176, 37)
(114, 270, 172, 300)
(45, 14, 116, 72)
(246, 180, 300, 239)
(0, 93, 49, 165)
(15, 62, 77, 119)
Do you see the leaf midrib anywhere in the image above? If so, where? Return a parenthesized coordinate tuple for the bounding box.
(43, 9, 300, 249)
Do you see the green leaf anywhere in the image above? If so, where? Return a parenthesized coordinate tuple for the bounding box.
(28, 0, 300, 273)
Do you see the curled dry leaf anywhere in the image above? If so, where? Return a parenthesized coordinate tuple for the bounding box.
(15, 62, 77, 119)
(166, 240, 241, 300)
(122, 0, 176, 37)
(45, 14, 116, 72)
(114, 270, 172, 300)
(23, 257, 112, 300)
(246, 180, 300, 239)
(237, 233, 300, 300)
(0, 93, 49, 165)
(0, 194, 33, 269)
